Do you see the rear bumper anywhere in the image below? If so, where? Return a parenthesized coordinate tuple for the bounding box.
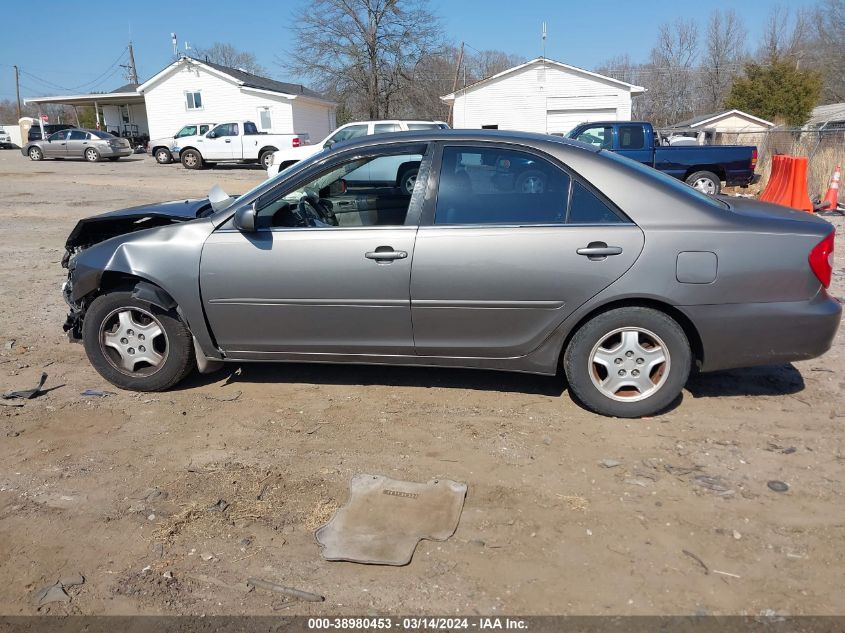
(100, 146, 133, 157)
(681, 292, 842, 372)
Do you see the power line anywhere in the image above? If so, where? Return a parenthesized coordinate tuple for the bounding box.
(17, 47, 129, 94)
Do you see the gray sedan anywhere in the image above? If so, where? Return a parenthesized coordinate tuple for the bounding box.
(23, 128, 132, 162)
(60, 130, 840, 418)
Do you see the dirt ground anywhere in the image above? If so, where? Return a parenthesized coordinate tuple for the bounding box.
(0, 150, 843, 617)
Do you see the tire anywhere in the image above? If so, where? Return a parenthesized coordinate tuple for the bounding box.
(515, 169, 547, 194)
(28, 147, 43, 161)
(84, 147, 100, 162)
(154, 148, 172, 164)
(82, 291, 195, 392)
(180, 149, 203, 169)
(259, 149, 274, 170)
(685, 170, 721, 195)
(397, 166, 419, 195)
(563, 307, 691, 418)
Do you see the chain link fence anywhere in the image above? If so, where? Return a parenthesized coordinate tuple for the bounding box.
(714, 126, 845, 200)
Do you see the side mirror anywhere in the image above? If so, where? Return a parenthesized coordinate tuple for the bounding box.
(323, 140, 334, 149)
(207, 131, 216, 139)
(233, 203, 257, 232)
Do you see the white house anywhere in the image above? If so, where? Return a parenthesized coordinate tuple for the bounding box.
(441, 57, 646, 135)
(672, 109, 775, 133)
(137, 57, 337, 141)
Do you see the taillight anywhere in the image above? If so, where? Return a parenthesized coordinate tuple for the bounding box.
(809, 230, 835, 288)
(292, 137, 301, 148)
(751, 148, 758, 168)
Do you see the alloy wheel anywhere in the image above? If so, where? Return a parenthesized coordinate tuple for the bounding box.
(588, 327, 670, 402)
(692, 178, 716, 194)
(99, 307, 169, 377)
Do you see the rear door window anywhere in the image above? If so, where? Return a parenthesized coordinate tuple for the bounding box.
(617, 125, 645, 150)
(434, 146, 570, 225)
(568, 181, 626, 224)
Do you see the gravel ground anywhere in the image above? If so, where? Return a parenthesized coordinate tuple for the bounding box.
(0, 149, 843, 616)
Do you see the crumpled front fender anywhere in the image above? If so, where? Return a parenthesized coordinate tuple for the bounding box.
(69, 218, 222, 359)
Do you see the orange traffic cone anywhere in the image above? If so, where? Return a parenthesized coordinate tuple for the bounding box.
(821, 165, 840, 210)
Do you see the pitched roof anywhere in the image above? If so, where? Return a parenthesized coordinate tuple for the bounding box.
(111, 83, 140, 93)
(671, 109, 774, 129)
(441, 57, 646, 101)
(196, 58, 325, 100)
(137, 57, 334, 105)
(806, 102, 845, 127)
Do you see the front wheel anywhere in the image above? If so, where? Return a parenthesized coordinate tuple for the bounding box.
(82, 291, 195, 391)
(28, 147, 43, 161)
(685, 170, 721, 195)
(180, 149, 203, 169)
(563, 307, 691, 418)
(154, 148, 172, 164)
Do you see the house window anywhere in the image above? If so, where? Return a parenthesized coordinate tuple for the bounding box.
(186, 91, 203, 110)
(258, 108, 272, 131)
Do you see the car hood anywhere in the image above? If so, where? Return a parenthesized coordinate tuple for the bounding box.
(64, 198, 212, 253)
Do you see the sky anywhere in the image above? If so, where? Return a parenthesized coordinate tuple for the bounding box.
(0, 0, 816, 103)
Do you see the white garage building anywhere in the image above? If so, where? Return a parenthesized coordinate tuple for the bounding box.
(441, 57, 646, 135)
(138, 57, 337, 141)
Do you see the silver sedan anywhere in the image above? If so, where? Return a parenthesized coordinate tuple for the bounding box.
(23, 128, 132, 162)
(60, 130, 840, 418)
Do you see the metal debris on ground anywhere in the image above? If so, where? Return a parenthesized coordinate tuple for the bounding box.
(5, 340, 14, 350)
(246, 578, 324, 602)
(2, 372, 48, 400)
(694, 474, 731, 492)
(80, 389, 116, 398)
(214, 390, 242, 402)
(207, 499, 230, 513)
(599, 458, 623, 468)
(767, 480, 789, 492)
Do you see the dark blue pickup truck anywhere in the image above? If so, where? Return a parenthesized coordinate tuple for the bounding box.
(567, 121, 758, 194)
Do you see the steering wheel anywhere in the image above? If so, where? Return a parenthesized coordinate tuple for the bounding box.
(296, 193, 337, 227)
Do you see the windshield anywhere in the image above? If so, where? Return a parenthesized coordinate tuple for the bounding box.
(600, 150, 729, 209)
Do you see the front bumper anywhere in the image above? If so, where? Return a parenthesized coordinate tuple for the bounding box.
(681, 291, 842, 372)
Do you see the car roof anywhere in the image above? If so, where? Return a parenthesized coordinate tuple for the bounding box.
(328, 128, 600, 153)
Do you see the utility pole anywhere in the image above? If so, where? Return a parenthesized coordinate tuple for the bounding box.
(127, 41, 139, 84)
(13, 65, 21, 120)
(448, 42, 464, 127)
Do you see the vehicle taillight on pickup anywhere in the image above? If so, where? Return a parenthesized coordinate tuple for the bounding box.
(292, 137, 301, 148)
(751, 148, 758, 169)
(809, 230, 835, 288)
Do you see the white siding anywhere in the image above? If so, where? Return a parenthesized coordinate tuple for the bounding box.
(452, 60, 634, 134)
(291, 99, 335, 142)
(143, 65, 295, 139)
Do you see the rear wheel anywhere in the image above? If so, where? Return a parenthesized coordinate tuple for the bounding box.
(685, 170, 721, 195)
(82, 291, 195, 391)
(154, 148, 172, 164)
(397, 166, 419, 195)
(180, 149, 203, 169)
(84, 147, 100, 162)
(259, 149, 275, 170)
(563, 307, 691, 418)
(28, 147, 43, 161)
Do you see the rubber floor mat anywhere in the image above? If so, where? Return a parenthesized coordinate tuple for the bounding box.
(315, 474, 467, 565)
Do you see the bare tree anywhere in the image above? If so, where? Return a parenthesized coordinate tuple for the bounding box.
(809, 0, 845, 102)
(642, 19, 699, 125)
(595, 53, 639, 86)
(195, 42, 266, 75)
(283, 0, 443, 120)
(466, 50, 524, 82)
(758, 5, 811, 63)
(701, 9, 746, 111)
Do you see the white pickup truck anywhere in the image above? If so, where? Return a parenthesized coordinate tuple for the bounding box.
(172, 120, 310, 170)
(266, 119, 447, 180)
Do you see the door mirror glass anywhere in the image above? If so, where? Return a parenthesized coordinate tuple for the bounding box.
(233, 203, 257, 232)
(207, 131, 217, 139)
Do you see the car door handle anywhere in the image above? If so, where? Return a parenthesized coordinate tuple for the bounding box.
(576, 242, 623, 260)
(365, 247, 407, 261)
(225, 139, 231, 143)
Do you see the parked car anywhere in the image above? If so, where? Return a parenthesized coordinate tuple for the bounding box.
(27, 123, 73, 142)
(60, 130, 839, 418)
(171, 120, 309, 169)
(22, 128, 132, 162)
(148, 123, 216, 164)
(567, 121, 758, 194)
(265, 119, 449, 180)
(0, 127, 12, 149)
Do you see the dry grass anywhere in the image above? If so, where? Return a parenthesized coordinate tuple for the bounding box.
(303, 500, 340, 531)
